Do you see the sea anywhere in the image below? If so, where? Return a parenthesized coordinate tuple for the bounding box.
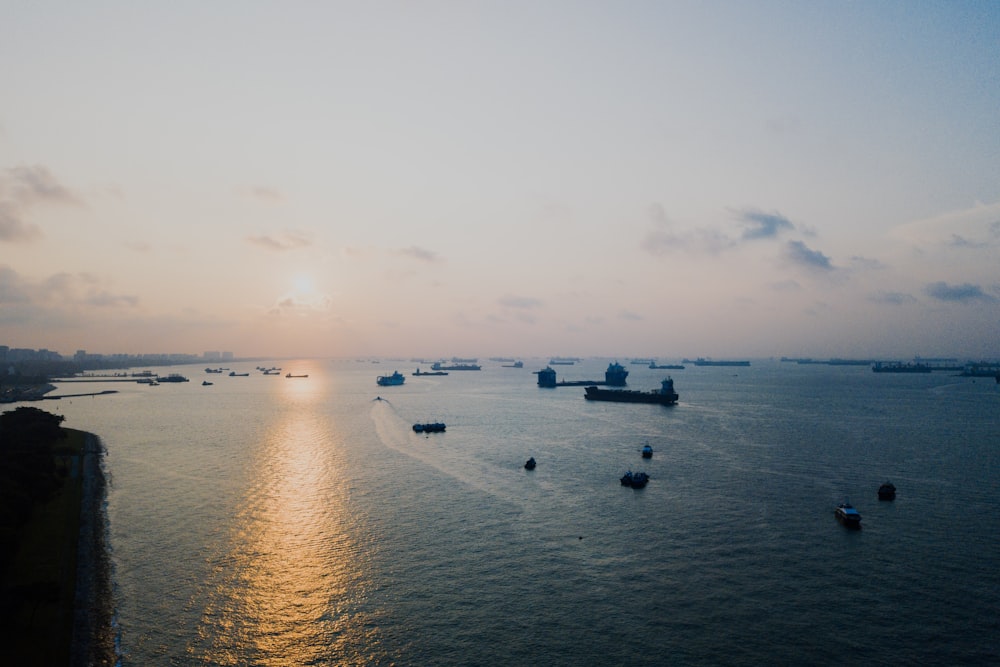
(20, 358, 1000, 665)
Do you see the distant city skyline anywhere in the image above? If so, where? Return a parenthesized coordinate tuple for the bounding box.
(2, 3, 998, 360)
(2, 342, 997, 366)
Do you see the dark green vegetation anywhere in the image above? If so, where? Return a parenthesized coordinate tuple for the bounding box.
(0, 407, 86, 665)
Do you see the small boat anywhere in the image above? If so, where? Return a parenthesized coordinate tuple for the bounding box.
(620, 471, 649, 489)
(377, 371, 405, 386)
(229, 371, 249, 377)
(641, 444, 653, 459)
(285, 373, 308, 378)
(202, 381, 213, 386)
(412, 422, 446, 433)
(524, 457, 536, 470)
(835, 502, 862, 528)
(877, 482, 896, 500)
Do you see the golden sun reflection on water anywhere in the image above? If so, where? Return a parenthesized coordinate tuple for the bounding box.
(192, 386, 385, 665)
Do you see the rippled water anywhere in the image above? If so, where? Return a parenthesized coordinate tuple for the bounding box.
(33, 360, 1000, 665)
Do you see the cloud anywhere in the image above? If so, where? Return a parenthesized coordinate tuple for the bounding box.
(849, 256, 886, 270)
(641, 203, 733, 255)
(869, 291, 917, 305)
(769, 279, 801, 292)
(245, 185, 284, 202)
(0, 165, 84, 243)
(268, 281, 333, 317)
(86, 291, 140, 307)
(889, 201, 1000, 249)
(924, 281, 995, 303)
(2, 165, 83, 206)
(785, 240, 834, 271)
(0, 265, 30, 302)
(0, 202, 43, 242)
(342, 246, 375, 259)
(0, 264, 138, 332)
(736, 209, 794, 240)
(246, 230, 312, 251)
(642, 204, 800, 257)
(399, 246, 442, 263)
(948, 234, 987, 249)
(498, 295, 542, 309)
(125, 240, 153, 253)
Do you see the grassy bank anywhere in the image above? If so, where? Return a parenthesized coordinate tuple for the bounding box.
(0, 427, 87, 665)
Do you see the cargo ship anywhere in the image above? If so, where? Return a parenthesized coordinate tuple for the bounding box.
(584, 378, 678, 405)
(537, 362, 629, 388)
(685, 358, 750, 367)
(871, 361, 932, 373)
(431, 362, 481, 371)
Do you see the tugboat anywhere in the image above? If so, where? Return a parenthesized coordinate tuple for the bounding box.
(620, 471, 649, 489)
(877, 481, 896, 500)
(835, 502, 862, 528)
(641, 444, 653, 459)
(524, 457, 536, 470)
(412, 422, 446, 433)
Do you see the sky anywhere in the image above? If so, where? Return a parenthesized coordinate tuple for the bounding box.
(2, 1, 999, 360)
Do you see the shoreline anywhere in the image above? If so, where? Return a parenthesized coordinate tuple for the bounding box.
(70, 432, 116, 666)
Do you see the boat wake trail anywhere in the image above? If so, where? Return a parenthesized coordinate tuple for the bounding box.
(370, 398, 411, 450)
(370, 395, 530, 505)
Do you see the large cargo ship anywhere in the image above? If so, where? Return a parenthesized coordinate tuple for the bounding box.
(685, 358, 750, 367)
(537, 362, 629, 388)
(584, 378, 678, 405)
(871, 361, 931, 373)
(431, 362, 481, 371)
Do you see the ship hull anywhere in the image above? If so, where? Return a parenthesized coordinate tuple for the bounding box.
(584, 386, 678, 405)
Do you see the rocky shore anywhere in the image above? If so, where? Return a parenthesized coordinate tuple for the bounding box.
(70, 433, 116, 666)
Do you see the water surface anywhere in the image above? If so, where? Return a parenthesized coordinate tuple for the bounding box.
(35, 359, 1000, 665)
